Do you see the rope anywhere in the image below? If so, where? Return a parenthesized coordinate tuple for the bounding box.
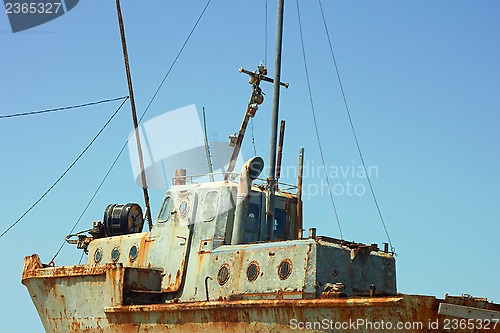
(295, 0, 343, 240)
(0, 96, 128, 119)
(318, 0, 394, 252)
(0, 97, 129, 239)
(250, 118, 257, 156)
(264, 0, 268, 65)
(251, 0, 267, 156)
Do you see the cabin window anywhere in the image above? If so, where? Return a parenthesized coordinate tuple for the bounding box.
(157, 196, 172, 222)
(273, 208, 286, 240)
(203, 191, 219, 222)
(245, 203, 260, 232)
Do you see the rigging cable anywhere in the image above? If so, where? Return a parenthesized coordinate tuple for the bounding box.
(49, 0, 212, 261)
(250, 118, 257, 156)
(317, 0, 395, 252)
(264, 0, 268, 66)
(138, 0, 211, 124)
(0, 96, 128, 119)
(0, 97, 129, 239)
(295, 0, 343, 240)
(50, 136, 128, 263)
(78, 251, 85, 265)
(249, 0, 269, 157)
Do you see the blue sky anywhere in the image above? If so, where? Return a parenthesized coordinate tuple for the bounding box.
(1, 1, 499, 331)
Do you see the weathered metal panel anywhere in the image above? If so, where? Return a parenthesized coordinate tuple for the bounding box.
(85, 232, 150, 268)
(22, 255, 124, 332)
(438, 303, 500, 320)
(316, 238, 396, 296)
(22, 253, 500, 333)
(102, 295, 499, 333)
(208, 240, 315, 300)
(316, 240, 353, 296)
(159, 223, 191, 292)
(123, 267, 162, 292)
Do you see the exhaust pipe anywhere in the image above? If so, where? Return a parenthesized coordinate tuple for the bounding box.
(231, 157, 264, 245)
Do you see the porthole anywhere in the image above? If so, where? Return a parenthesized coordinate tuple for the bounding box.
(217, 264, 230, 285)
(277, 259, 292, 280)
(94, 248, 103, 263)
(179, 198, 190, 218)
(111, 246, 120, 262)
(246, 261, 260, 282)
(129, 245, 138, 261)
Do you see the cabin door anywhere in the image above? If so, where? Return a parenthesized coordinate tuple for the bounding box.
(161, 190, 196, 292)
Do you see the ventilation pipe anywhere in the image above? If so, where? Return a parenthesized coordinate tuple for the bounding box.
(231, 157, 264, 245)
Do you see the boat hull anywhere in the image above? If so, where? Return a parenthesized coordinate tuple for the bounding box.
(22, 255, 500, 333)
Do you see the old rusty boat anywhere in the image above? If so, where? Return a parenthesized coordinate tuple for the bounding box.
(21, 1, 500, 332)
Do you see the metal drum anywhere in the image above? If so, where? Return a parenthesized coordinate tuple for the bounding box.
(103, 203, 144, 237)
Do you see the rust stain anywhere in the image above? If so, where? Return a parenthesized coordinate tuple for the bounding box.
(21, 241, 500, 331)
(101, 294, 500, 332)
(22, 255, 113, 283)
(163, 258, 186, 292)
(136, 234, 152, 267)
(197, 239, 212, 254)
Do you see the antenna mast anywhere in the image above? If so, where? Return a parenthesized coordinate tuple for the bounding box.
(265, 0, 285, 240)
(224, 66, 287, 181)
(202, 107, 215, 182)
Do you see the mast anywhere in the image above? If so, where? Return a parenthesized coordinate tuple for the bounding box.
(115, 0, 153, 230)
(224, 66, 266, 181)
(265, 0, 285, 240)
(297, 147, 304, 237)
(224, 66, 287, 181)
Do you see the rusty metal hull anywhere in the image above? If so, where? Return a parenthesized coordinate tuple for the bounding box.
(104, 297, 500, 333)
(23, 255, 500, 333)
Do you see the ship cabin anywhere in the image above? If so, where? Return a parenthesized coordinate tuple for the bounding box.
(80, 156, 397, 305)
